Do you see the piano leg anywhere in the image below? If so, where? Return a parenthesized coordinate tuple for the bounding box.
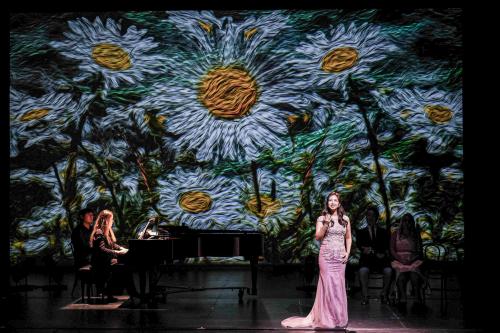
(136, 265, 163, 305)
(250, 255, 258, 295)
(149, 267, 158, 305)
(139, 269, 147, 303)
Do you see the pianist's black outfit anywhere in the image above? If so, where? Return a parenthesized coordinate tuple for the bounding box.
(91, 230, 138, 301)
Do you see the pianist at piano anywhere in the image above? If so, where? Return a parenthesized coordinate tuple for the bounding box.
(89, 209, 139, 303)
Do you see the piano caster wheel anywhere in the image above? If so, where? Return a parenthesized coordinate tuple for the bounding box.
(238, 289, 244, 301)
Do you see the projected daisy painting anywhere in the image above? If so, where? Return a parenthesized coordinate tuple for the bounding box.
(10, 9, 463, 264)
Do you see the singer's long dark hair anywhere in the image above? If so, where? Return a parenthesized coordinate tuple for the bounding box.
(398, 213, 417, 240)
(321, 191, 347, 227)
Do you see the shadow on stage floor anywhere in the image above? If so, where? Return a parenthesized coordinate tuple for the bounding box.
(3, 265, 479, 332)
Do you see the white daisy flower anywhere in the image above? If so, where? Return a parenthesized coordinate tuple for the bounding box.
(363, 182, 426, 229)
(387, 185, 424, 222)
(305, 141, 364, 202)
(82, 103, 158, 160)
(135, 11, 303, 162)
(341, 154, 429, 226)
(81, 132, 146, 197)
(11, 157, 102, 229)
(121, 173, 140, 195)
(302, 93, 393, 169)
(81, 138, 130, 162)
(50, 16, 166, 93)
(311, 149, 367, 199)
(75, 159, 103, 207)
(295, 22, 398, 100)
(440, 213, 464, 260)
(359, 155, 427, 182)
(23, 236, 51, 256)
(99, 102, 135, 127)
(439, 166, 463, 183)
(16, 202, 66, 236)
(157, 167, 243, 230)
(314, 169, 359, 202)
(10, 89, 92, 157)
(319, 117, 368, 161)
(239, 168, 301, 236)
(282, 98, 370, 200)
(415, 215, 434, 243)
(11, 167, 63, 202)
(125, 104, 167, 137)
(373, 88, 463, 155)
(100, 104, 170, 152)
(311, 168, 331, 198)
(79, 138, 140, 198)
(10, 168, 73, 258)
(11, 166, 67, 253)
(304, 92, 364, 130)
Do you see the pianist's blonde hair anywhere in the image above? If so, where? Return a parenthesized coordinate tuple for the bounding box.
(89, 209, 117, 247)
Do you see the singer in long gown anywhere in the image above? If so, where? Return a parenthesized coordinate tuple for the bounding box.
(281, 191, 352, 329)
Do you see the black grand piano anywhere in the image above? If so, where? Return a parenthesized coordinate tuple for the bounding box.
(128, 221, 262, 303)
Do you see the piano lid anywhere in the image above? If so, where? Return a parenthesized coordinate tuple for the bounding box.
(133, 219, 191, 240)
(134, 217, 262, 240)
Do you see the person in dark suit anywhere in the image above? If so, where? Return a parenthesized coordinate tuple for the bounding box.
(71, 208, 94, 268)
(356, 206, 392, 305)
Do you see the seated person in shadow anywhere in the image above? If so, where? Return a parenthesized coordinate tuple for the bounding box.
(390, 213, 424, 307)
(356, 205, 392, 305)
(90, 209, 139, 303)
(71, 208, 94, 269)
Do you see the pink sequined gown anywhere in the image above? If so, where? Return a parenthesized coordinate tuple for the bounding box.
(281, 221, 348, 329)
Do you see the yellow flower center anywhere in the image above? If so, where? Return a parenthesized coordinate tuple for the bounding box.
(287, 115, 299, 124)
(92, 43, 132, 71)
(371, 162, 388, 175)
(343, 182, 354, 189)
(379, 211, 387, 222)
(424, 105, 453, 124)
(321, 47, 359, 73)
(420, 230, 432, 240)
(244, 28, 258, 40)
(246, 194, 281, 218)
(157, 115, 166, 124)
(49, 235, 56, 247)
(144, 114, 166, 125)
(400, 109, 412, 120)
(199, 66, 259, 120)
(20, 108, 50, 121)
(198, 20, 213, 33)
(179, 191, 213, 213)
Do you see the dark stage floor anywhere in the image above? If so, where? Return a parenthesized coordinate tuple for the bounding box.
(3, 264, 478, 332)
